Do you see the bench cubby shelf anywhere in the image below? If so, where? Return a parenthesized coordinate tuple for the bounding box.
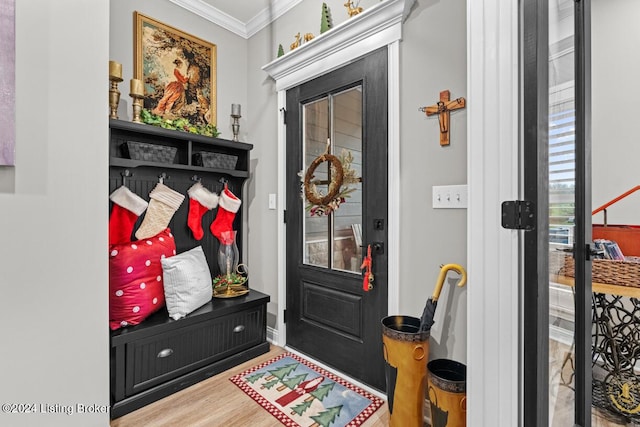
(109, 119, 268, 419)
(109, 119, 252, 178)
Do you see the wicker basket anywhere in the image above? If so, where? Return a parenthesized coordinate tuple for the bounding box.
(559, 255, 640, 288)
(121, 141, 177, 164)
(193, 151, 238, 170)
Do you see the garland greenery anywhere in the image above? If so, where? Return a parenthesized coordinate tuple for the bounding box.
(212, 272, 247, 289)
(141, 109, 220, 138)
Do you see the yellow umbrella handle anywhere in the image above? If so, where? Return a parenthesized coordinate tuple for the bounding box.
(431, 263, 467, 301)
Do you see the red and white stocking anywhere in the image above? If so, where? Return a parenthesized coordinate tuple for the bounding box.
(187, 182, 219, 240)
(210, 186, 241, 242)
(109, 186, 148, 245)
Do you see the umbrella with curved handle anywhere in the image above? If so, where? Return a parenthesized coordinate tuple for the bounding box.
(420, 263, 467, 332)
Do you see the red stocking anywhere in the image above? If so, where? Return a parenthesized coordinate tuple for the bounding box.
(187, 182, 219, 240)
(109, 186, 148, 245)
(210, 186, 241, 242)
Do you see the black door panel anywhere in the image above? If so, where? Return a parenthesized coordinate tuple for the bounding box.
(286, 47, 388, 391)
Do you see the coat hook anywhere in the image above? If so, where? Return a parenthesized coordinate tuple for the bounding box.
(218, 177, 228, 191)
(121, 169, 132, 187)
(159, 172, 167, 184)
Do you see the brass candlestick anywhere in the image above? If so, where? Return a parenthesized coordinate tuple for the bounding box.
(108, 61, 123, 119)
(131, 96, 144, 123)
(130, 79, 144, 123)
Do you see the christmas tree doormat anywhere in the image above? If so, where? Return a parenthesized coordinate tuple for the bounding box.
(229, 352, 384, 427)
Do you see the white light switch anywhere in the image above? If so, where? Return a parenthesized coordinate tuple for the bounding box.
(268, 193, 277, 210)
(432, 185, 468, 209)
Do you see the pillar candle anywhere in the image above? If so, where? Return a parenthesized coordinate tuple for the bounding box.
(130, 79, 144, 96)
(231, 104, 241, 116)
(109, 61, 122, 80)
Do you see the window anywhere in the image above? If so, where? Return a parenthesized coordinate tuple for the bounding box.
(549, 38, 575, 247)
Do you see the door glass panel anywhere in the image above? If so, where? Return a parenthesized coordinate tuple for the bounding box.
(548, 0, 576, 424)
(548, 1, 640, 424)
(331, 87, 362, 273)
(302, 87, 363, 273)
(303, 97, 329, 268)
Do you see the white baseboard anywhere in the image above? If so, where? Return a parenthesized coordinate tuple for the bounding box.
(267, 326, 278, 345)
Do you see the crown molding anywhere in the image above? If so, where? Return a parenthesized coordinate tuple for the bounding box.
(246, 0, 304, 38)
(169, 0, 246, 37)
(170, 0, 303, 39)
(262, 0, 415, 91)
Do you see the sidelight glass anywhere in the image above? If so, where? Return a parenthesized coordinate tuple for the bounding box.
(548, 0, 577, 424)
(302, 86, 363, 273)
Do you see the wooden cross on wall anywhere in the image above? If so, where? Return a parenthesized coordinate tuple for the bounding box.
(421, 90, 466, 146)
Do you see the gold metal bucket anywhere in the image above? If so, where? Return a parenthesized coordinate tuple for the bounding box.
(382, 315, 430, 427)
(427, 359, 467, 427)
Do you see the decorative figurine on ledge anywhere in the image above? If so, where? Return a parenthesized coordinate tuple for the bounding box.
(344, 1, 363, 17)
(321, 3, 333, 33)
(290, 32, 301, 51)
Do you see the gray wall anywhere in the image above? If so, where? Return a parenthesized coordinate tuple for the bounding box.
(0, 1, 110, 426)
(592, 0, 640, 226)
(399, 0, 467, 362)
(248, 0, 468, 362)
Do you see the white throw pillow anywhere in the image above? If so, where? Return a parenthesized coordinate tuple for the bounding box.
(161, 246, 212, 320)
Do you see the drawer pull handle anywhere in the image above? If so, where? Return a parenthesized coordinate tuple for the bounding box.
(157, 348, 174, 358)
(233, 325, 245, 333)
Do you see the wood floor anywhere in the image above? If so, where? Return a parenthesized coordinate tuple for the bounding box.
(549, 339, 640, 426)
(110, 345, 390, 427)
(112, 340, 637, 426)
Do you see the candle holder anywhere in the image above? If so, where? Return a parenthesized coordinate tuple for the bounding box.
(130, 79, 145, 123)
(130, 94, 144, 123)
(108, 61, 123, 119)
(231, 104, 241, 142)
(231, 115, 241, 142)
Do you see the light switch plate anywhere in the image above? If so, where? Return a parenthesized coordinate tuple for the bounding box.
(432, 185, 468, 209)
(268, 193, 277, 210)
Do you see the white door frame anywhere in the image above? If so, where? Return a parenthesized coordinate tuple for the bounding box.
(263, 0, 413, 350)
(467, 0, 520, 426)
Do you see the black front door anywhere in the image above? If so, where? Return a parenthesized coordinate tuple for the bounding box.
(285, 48, 388, 391)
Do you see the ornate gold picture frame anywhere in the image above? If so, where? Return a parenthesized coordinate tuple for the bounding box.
(134, 12, 217, 126)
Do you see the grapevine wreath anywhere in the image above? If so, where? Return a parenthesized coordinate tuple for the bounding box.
(301, 149, 359, 216)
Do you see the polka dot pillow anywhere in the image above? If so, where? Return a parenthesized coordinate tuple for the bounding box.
(109, 228, 176, 330)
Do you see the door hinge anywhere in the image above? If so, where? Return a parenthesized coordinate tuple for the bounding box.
(501, 200, 535, 230)
(280, 107, 287, 125)
(283, 309, 287, 323)
(283, 210, 287, 223)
